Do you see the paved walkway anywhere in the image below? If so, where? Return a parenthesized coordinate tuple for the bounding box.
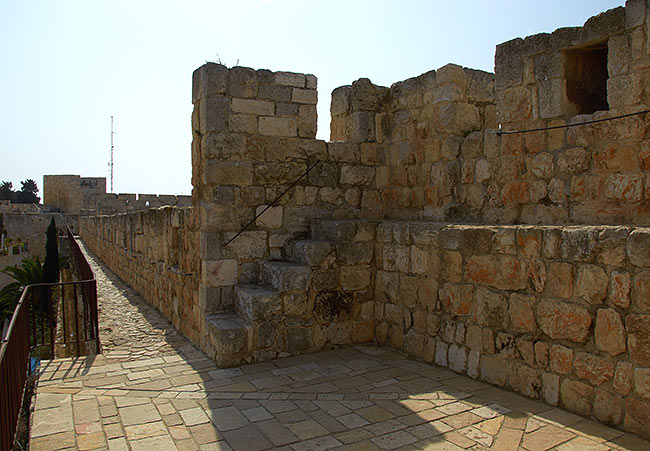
(29, 246, 650, 450)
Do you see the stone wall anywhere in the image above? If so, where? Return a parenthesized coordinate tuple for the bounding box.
(42, 174, 191, 216)
(492, 1, 650, 225)
(323, 220, 649, 437)
(3, 212, 78, 260)
(79, 207, 201, 344)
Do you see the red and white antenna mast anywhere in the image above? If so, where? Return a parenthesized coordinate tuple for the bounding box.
(110, 116, 115, 193)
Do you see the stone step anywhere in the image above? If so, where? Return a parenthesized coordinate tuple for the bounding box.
(261, 261, 311, 292)
(311, 219, 376, 242)
(234, 284, 281, 322)
(206, 313, 252, 367)
(286, 240, 334, 266)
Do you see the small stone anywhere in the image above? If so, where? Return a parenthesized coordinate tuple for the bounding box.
(572, 352, 614, 385)
(594, 308, 626, 356)
(560, 378, 593, 417)
(575, 264, 608, 304)
(609, 270, 631, 309)
(632, 270, 650, 311)
(549, 345, 573, 374)
(627, 314, 650, 366)
(536, 299, 591, 342)
(614, 362, 634, 396)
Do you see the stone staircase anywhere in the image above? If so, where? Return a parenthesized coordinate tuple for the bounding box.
(205, 221, 342, 367)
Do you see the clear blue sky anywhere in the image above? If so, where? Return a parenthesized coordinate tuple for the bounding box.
(0, 1, 624, 196)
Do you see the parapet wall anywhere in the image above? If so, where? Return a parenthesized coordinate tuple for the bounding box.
(326, 220, 649, 436)
(79, 207, 201, 344)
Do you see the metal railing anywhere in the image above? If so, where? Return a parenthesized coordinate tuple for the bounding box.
(0, 227, 99, 451)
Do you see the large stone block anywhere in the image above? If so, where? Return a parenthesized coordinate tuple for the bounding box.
(204, 160, 254, 186)
(199, 95, 230, 133)
(573, 351, 614, 385)
(536, 299, 591, 342)
(340, 166, 375, 186)
(593, 388, 623, 425)
(480, 355, 509, 387)
(544, 262, 573, 299)
(258, 117, 297, 137)
(560, 378, 593, 417)
(628, 230, 650, 267)
(474, 287, 509, 330)
(595, 308, 626, 356)
(231, 98, 274, 116)
(439, 283, 474, 316)
(609, 270, 631, 308)
(203, 259, 238, 287)
(292, 88, 317, 105)
(509, 293, 536, 333)
(465, 255, 526, 291)
(575, 264, 608, 304)
(627, 314, 650, 366)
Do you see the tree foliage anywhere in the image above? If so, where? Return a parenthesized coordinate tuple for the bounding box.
(0, 179, 40, 204)
(0, 257, 44, 321)
(42, 218, 59, 284)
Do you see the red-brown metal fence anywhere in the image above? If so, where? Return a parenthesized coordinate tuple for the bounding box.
(0, 227, 99, 451)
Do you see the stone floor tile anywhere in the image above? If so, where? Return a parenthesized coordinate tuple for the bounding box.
(456, 425, 493, 447)
(440, 411, 482, 429)
(119, 402, 162, 426)
(30, 430, 76, 451)
(209, 405, 249, 431)
(567, 419, 624, 443)
(414, 439, 464, 450)
(180, 407, 211, 426)
(520, 424, 576, 451)
(370, 430, 418, 449)
(169, 425, 192, 441)
(124, 420, 168, 440)
(338, 413, 371, 429)
(129, 434, 178, 451)
(288, 419, 330, 440)
(437, 402, 472, 416)
(290, 434, 343, 451)
(107, 436, 129, 451)
(31, 405, 74, 438)
(76, 431, 107, 450)
(189, 423, 222, 445)
(255, 418, 300, 446)
(221, 424, 273, 451)
(554, 436, 611, 450)
(357, 405, 395, 423)
(242, 406, 274, 422)
(335, 427, 374, 444)
(441, 431, 477, 448)
(491, 427, 523, 451)
(199, 441, 234, 451)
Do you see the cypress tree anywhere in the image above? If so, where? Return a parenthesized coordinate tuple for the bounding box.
(42, 218, 59, 284)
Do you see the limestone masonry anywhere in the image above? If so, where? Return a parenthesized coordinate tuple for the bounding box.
(77, 0, 650, 439)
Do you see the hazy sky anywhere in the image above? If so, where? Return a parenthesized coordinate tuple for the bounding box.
(0, 1, 624, 196)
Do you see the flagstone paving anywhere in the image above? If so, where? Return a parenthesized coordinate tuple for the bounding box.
(28, 246, 650, 450)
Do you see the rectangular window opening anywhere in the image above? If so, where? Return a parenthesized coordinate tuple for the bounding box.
(564, 41, 609, 115)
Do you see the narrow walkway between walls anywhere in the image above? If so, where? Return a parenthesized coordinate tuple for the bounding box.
(28, 244, 650, 451)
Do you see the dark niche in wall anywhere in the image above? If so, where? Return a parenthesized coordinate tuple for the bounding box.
(564, 41, 609, 115)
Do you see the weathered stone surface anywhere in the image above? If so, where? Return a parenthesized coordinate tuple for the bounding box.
(480, 355, 509, 387)
(594, 308, 626, 356)
(448, 344, 467, 373)
(557, 147, 591, 174)
(475, 287, 509, 329)
(258, 117, 297, 137)
(203, 259, 238, 287)
(549, 344, 573, 374)
(542, 372, 560, 406)
(231, 98, 274, 116)
(634, 368, 650, 399)
(439, 283, 474, 316)
(560, 378, 593, 417)
(536, 299, 591, 342)
(632, 270, 650, 311)
(465, 255, 526, 290)
(593, 388, 623, 425)
(610, 270, 631, 309)
(544, 262, 573, 299)
(624, 397, 650, 437)
(575, 264, 608, 304)
(509, 293, 536, 333)
(573, 352, 614, 385)
(627, 314, 650, 366)
(614, 362, 634, 396)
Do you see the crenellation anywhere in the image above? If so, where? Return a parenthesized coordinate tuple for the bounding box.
(69, 0, 650, 441)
